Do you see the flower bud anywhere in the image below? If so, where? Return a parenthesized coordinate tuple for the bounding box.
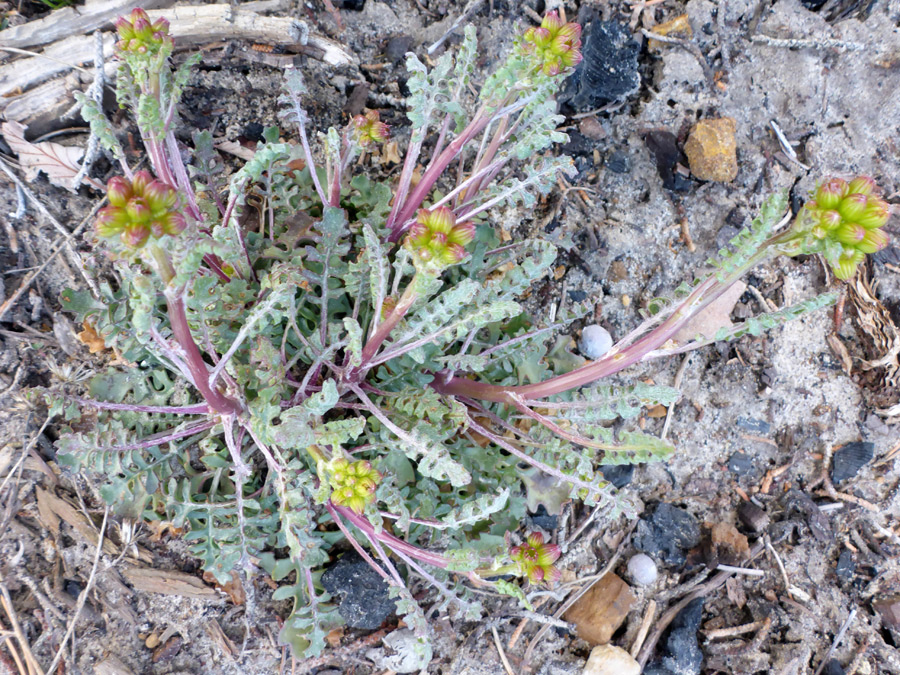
(847, 176, 876, 196)
(114, 8, 173, 55)
(834, 222, 865, 245)
(857, 198, 890, 230)
(815, 178, 848, 210)
(95, 172, 185, 250)
(509, 532, 561, 585)
(106, 176, 133, 207)
(352, 110, 390, 148)
(327, 458, 381, 513)
(791, 176, 891, 282)
(857, 228, 889, 254)
(403, 206, 475, 273)
(837, 193, 868, 221)
(521, 11, 583, 76)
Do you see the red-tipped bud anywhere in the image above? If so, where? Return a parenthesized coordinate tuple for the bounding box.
(95, 172, 186, 250)
(858, 198, 890, 230)
(448, 220, 475, 246)
(847, 176, 877, 196)
(106, 176, 133, 207)
(857, 228, 889, 254)
(352, 110, 390, 147)
(819, 210, 842, 230)
(509, 532, 562, 585)
(838, 193, 868, 221)
(834, 223, 866, 245)
(122, 223, 150, 249)
(815, 179, 847, 210)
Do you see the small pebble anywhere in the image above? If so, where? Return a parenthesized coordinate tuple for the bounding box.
(579, 325, 612, 359)
(831, 441, 874, 483)
(627, 553, 658, 586)
(582, 644, 640, 675)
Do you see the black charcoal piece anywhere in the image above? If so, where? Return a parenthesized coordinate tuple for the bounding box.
(835, 550, 856, 581)
(322, 550, 396, 629)
(831, 441, 874, 483)
(560, 19, 640, 111)
(634, 503, 701, 566)
(600, 463, 634, 488)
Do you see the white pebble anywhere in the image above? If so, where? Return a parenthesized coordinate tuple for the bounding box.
(579, 324, 613, 360)
(627, 553, 658, 586)
(582, 644, 641, 675)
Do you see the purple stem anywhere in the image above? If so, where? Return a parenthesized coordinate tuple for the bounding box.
(72, 398, 209, 415)
(98, 419, 216, 453)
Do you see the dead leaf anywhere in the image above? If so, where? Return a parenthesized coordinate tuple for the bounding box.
(673, 281, 747, 344)
(214, 139, 256, 161)
(1, 120, 84, 191)
(122, 566, 218, 599)
(78, 320, 108, 354)
(381, 140, 401, 165)
(325, 627, 344, 647)
(146, 520, 185, 542)
(202, 570, 246, 605)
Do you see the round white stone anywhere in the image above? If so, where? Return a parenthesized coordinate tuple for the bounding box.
(582, 644, 641, 675)
(579, 324, 613, 360)
(627, 553, 658, 586)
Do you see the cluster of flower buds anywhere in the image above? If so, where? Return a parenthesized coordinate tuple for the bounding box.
(404, 206, 475, 272)
(521, 11, 583, 76)
(508, 532, 561, 584)
(327, 458, 381, 513)
(796, 177, 891, 280)
(114, 8, 173, 55)
(352, 110, 390, 148)
(96, 171, 186, 249)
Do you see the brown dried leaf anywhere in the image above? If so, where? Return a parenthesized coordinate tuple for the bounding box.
(123, 566, 218, 598)
(202, 570, 246, 605)
(78, 320, 108, 354)
(381, 140, 401, 164)
(1, 120, 83, 191)
(673, 281, 747, 344)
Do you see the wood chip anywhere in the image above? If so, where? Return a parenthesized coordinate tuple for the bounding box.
(122, 566, 218, 599)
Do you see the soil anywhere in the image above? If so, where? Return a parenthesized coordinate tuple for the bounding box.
(1, 0, 900, 674)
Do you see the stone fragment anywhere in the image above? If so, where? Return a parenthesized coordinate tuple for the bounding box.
(564, 573, 636, 645)
(634, 503, 701, 566)
(835, 550, 856, 581)
(709, 522, 750, 565)
(684, 118, 738, 182)
(831, 441, 874, 483)
(728, 451, 754, 476)
(600, 463, 634, 489)
(322, 550, 396, 629)
(645, 130, 691, 191)
(737, 501, 770, 533)
(644, 597, 704, 675)
(562, 19, 641, 110)
(582, 644, 641, 675)
(873, 594, 900, 630)
(627, 553, 658, 586)
(579, 324, 613, 359)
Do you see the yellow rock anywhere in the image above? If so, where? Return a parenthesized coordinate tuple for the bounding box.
(582, 644, 641, 675)
(684, 117, 738, 182)
(648, 14, 692, 50)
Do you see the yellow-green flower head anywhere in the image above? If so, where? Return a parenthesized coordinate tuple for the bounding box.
(403, 206, 475, 272)
(522, 12, 583, 76)
(509, 532, 561, 585)
(797, 176, 891, 280)
(96, 170, 186, 249)
(327, 458, 381, 514)
(114, 8, 173, 55)
(352, 110, 390, 148)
